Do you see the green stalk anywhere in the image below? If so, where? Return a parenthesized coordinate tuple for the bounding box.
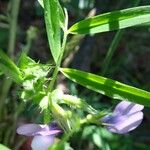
(44, 9, 68, 124)
(47, 32, 68, 92)
(0, 0, 21, 120)
(101, 30, 124, 76)
(8, 0, 21, 58)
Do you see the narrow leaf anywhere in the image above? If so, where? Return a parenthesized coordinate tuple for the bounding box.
(38, 0, 65, 25)
(0, 49, 22, 82)
(60, 68, 150, 107)
(18, 52, 35, 69)
(43, 0, 61, 63)
(58, 2, 65, 27)
(69, 6, 150, 34)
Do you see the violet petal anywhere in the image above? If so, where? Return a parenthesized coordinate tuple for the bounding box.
(105, 112, 143, 134)
(114, 101, 144, 115)
(31, 135, 54, 150)
(102, 114, 126, 124)
(17, 124, 42, 136)
(37, 124, 61, 136)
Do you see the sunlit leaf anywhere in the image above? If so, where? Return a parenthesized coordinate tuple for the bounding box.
(43, 0, 61, 63)
(60, 68, 150, 107)
(38, 0, 44, 8)
(38, 0, 65, 26)
(92, 133, 102, 148)
(58, 2, 65, 27)
(0, 49, 22, 83)
(69, 6, 150, 34)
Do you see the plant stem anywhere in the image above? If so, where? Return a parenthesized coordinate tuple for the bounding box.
(0, 0, 21, 120)
(47, 32, 68, 92)
(101, 30, 124, 76)
(8, 0, 20, 58)
(101, 0, 141, 76)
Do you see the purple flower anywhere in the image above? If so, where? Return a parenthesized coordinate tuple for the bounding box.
(17, 122, 61, 150)
(102, 101, 144, 134)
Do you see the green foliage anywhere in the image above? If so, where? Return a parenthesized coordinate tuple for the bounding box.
(50, 141, 73, 150)
(0, 49, 23, 82)
(38, 0, 65, 26)
(69, 5, 150, 34)
(43, 0, 62, 63)
(61, 68, 150, 106)
(18, 52, 49, 102)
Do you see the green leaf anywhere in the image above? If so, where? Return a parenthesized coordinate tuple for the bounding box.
(18, 52, 35, 69)
(18, 53, 49, 102)
(92, 133, 102, 148)
(43, 0, 61, 63)
(58, 2, 65, 27)
(0, 49, 22, 83)
(60, 68, 150, 107)
(18, 52, 49, 79)
(69, 6, 150, 34)
(38, 0, 65, 26)
(38, 0, 44, 8)
(0, 144, 11, 150)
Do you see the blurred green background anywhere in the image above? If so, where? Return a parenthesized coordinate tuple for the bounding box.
(0, 0, 150, 149)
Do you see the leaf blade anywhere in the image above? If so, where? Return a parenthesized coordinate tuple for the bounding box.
(0, 49, 22, 83)
(69, 6, 150, 34)
(60, 68, 150, 107)
(43, 0, 61, 63)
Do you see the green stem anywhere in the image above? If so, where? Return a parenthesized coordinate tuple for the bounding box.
(0, 0, 21, 120)
(8, 0, 21, 58)
(101, 0, 141, 76)
(101, 30, 124, 76)
(45, 9, 69, 124)
(47, 32, 68, 92)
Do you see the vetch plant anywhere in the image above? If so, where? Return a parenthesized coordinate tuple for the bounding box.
(0, 0, 150, 149)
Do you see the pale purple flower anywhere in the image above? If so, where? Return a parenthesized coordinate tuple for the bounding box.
(102, 101, 144, 134)
(17, 122, 61, 150)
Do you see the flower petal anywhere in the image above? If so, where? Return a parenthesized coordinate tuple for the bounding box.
(102, 114, 126, 124)
(106, 112, 143, 134)
(17, 124, 42, 136)
(114, 101, 144, 115)
(36, 123, 62, 136)
(31, 135, 54, 150)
